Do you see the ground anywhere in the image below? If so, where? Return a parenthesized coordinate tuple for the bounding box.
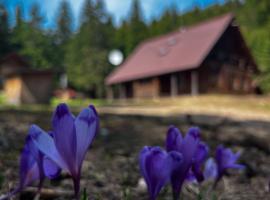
(0, 95, 270, 199)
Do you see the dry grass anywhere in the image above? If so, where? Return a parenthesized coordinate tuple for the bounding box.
(99, 95, 270, 121)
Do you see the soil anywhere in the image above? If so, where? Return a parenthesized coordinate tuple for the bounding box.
(0, 110, 269, 199)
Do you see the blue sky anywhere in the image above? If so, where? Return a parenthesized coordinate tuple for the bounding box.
(2, 0, 226, 28)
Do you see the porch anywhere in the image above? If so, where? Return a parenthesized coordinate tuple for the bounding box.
(106, 70, 199, 99)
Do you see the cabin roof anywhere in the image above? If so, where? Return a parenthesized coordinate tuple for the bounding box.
(0, 52, 30, 68)
(106, 13, 240, 85)
(0, 52, 53, 77)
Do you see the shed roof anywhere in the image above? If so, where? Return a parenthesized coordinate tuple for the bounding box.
(106, 13, 235, 85)
(0, 53, 53, 77)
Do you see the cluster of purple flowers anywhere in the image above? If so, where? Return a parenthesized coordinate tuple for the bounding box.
(139, 126, 244, 200)
(0, 103, 99, 200)
(0, 103, 244, 200)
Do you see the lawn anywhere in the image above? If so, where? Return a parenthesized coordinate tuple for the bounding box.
(1, 95, 270, 122)
(97, 95, 270, 121)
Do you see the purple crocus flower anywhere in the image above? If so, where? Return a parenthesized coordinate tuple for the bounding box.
(0, 127, 60, 200)
(203, 145, 244, 188)
(30, 103, 99, 199)
(165, 126, 201, 200)
(191, 142, 209, 183)
(139, 146, 183, 200)
(185, 142, 209, 183)
(203, 157, 218, 181)
(214, 145, 245, 186)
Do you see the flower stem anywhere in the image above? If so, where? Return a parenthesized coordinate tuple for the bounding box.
(73, 177, 80, 200)
(173, 191, 180, 200)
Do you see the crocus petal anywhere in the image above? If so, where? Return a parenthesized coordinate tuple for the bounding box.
(168, 151, 183, 172)
(203, 158, 218, 180)
(185, 169, 197, 183)
(215, 145, 245, 183)
(192, 142, 209, 183)
(23, 163, 40, 187)
(0, 127, 49, 200)
(25, 135, 42, 164)
(223, 150, 245, 170)
(139, 146, 152, 191)
(171, 127, 200, 198)
(29, 124, 68, 170)
(181, 127, 200, 160)
(19, 143, 40, 188)
(43, 157, 61, 179)
(166, 126, 183, 152)
(0, 160, 39, 200)
(226, 163, 245, 170)
(187, 127, 201, 140)
(194, 142, 209, 164)
(75, 105, 99, 168)
(52, 103, 77, 175)
(140, 147, 182, 200)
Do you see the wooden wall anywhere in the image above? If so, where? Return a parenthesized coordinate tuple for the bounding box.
(21, 73, 53, 104)
(132, 78, 160, 98)
(198, 24, 256, 94)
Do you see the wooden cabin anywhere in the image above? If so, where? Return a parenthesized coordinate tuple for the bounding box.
(105, 14, 258, 99)
(0, 53, 53, 104)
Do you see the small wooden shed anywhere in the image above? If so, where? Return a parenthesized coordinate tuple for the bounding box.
(0, 53, 53, 104)
(105, 13, 258, 99)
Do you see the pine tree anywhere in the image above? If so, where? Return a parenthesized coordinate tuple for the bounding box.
(15, 6, 23, 28)
(56, 0, 73, 45)
(114, 20, 129, 56)
(12, 4, 55, 69)
(30, 3, 43, 29)
(66, 0, 114, 97)
(0, 4, 11, 57)
(125, 0, 147, 55)
(54, 0, 74, 73)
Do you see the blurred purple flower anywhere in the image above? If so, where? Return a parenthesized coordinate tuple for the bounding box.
(203, 157, 218, 181)
(203, 145, 244, 187)
(30, 103, 99, 199)
(139, 146, 182, 200)
(165, 126, 202, 200)
(0, 128, 60, 200)
(215, 145, 245, 185)
(190, 142, 209, 183)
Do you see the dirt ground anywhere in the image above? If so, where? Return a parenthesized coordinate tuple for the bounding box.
(0, 109, 270, 199)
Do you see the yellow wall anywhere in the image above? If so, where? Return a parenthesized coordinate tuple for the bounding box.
(4, 76, 22, 105)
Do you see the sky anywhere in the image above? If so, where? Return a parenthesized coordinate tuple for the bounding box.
(1, 0, 226, 28)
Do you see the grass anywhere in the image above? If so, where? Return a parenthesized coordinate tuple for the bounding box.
(0, 95, 270, 121)
(97, 95, 270, 121)
(50, 97, 110, 108)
